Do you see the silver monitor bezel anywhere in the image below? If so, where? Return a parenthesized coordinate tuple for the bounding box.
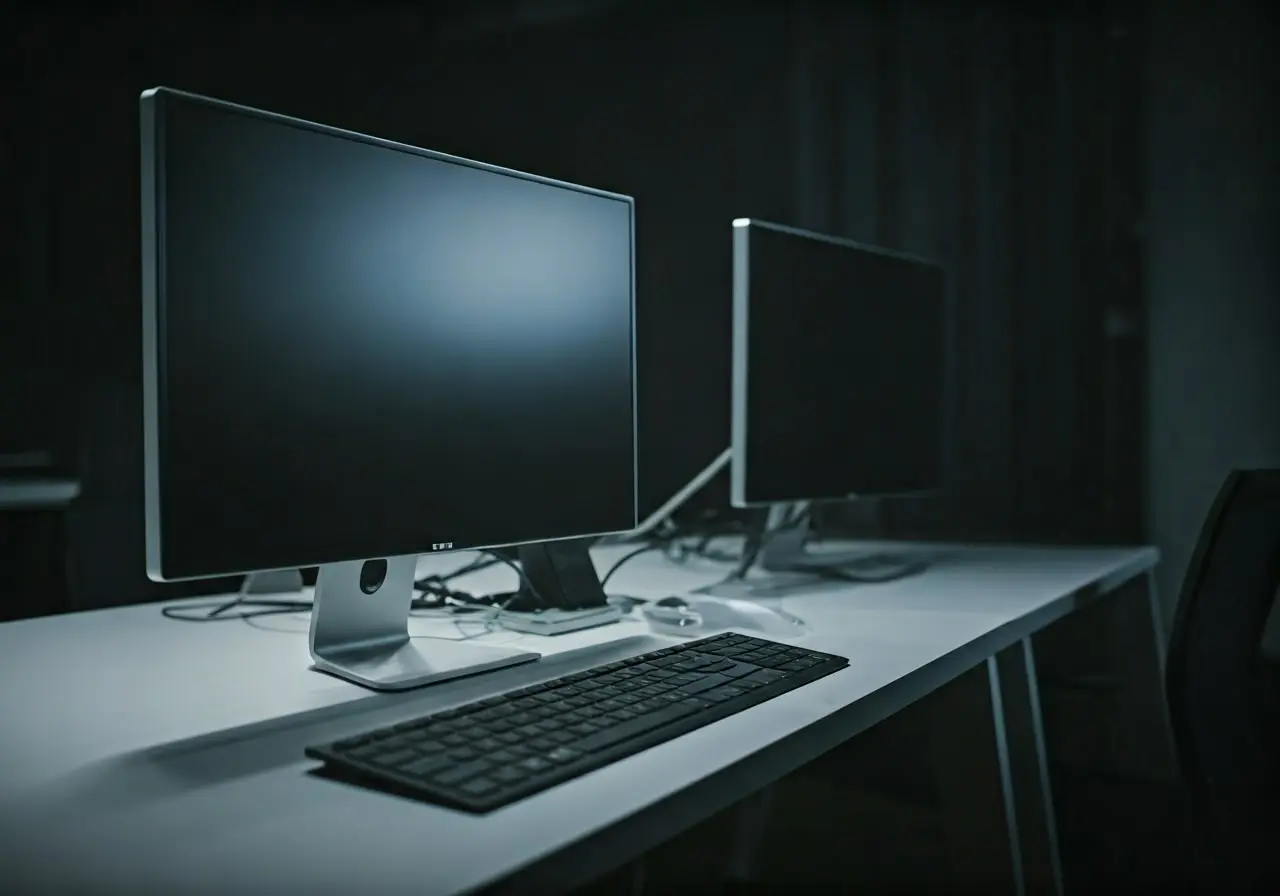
(729, 217, 946, 509)
(140, 87, 639, 582)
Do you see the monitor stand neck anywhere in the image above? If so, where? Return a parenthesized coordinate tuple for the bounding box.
(308, 555, 539, 691)
(498, 539, 625, 636)
(757, 502, 814, 570)
(759, 502, 873, 571)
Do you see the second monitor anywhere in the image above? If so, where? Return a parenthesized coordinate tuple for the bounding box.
(729, 218, 947, 574)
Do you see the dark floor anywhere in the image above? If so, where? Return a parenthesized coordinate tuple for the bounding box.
(1052, 763, 1198, 894)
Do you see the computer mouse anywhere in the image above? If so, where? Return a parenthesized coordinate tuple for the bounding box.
(642, 596, 703, 633)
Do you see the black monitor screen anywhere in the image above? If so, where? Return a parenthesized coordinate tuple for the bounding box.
(142, 89, 636, 580)
(731, 220, 946, 506)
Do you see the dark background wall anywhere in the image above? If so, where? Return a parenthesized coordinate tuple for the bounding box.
(0, 3, 1273, 614)
(1144, 1, 1280, 634)
(784, 4, 1145, 546)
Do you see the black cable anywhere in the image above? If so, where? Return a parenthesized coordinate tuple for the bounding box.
(199, 579, 259, 619)
(789, 504, 928, 584)
(481, 549, 548, 609)
(410, 553, 522, 611)
(413, 554, 500, 592)
(727, 505, 810, 581)
(600, 543, 663, 588)
(164, 552, 498, 623)
(654, 520, 747, 565)
(411, 584, 481, 610)
(161, 598, 311, 622)
(599, 527, 750, 589)
(807, 556, 930, 585)
(162, 531, 745, 625)
(160, 568, 317, 622)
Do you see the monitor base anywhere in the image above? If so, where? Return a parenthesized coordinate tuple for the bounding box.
(692, 571, 831, 599)
(309, 555, 540, 692)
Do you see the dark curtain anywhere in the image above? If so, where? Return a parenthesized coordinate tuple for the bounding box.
(789, 4, 1144, 543)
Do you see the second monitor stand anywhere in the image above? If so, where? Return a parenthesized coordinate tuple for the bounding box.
(496, 538, 625, 636)
(758, 502, 929, 580)
(693, 502, 929, 599)
(309, 555, 540, 692)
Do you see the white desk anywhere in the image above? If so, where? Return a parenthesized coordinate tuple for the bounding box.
(0, 541, 1163, 895)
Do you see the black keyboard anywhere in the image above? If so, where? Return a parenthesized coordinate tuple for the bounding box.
(306, 632, 849, 813)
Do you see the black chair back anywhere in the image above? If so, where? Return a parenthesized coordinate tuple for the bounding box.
(1166, 469, 1280, 892)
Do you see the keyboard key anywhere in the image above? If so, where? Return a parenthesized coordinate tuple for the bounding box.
(678, 674, 732, 695)
(721, 662, 761, 679)
(375, 750, 417, 767)
(404, 755, 452, 777)
(576, 703, 700, 753)
(460, 777, 499, 796)
(434, 760, 491, 786)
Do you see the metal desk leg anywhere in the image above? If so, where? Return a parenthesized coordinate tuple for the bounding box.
(930, 639, 1064, 896)
(993, 638, 1065, 896)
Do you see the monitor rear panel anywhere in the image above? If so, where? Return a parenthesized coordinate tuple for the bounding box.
(730, 219, 946, 507)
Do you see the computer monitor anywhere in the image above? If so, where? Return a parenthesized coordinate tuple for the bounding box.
(729, 218, 946, 574)
(140, 87, 637, 691)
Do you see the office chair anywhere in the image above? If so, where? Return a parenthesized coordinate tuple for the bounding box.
(1166, 469, 1280, 894)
